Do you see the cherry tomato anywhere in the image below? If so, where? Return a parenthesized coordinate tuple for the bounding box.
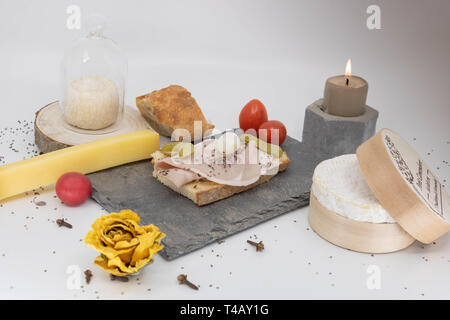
(56, 172, 92, 206)
(258, 120, 287, 145)
(239, 99, 268, 135)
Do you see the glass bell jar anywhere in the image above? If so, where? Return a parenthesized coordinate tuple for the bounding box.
(60, 15, 127, 134)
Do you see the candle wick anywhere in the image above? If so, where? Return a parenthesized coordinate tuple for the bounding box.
(346, 78, 349, 86)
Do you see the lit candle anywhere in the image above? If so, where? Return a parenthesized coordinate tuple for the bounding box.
(323, 59, 368, 117)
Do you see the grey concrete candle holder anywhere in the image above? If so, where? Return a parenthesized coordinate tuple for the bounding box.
(302, 99, 378, 161)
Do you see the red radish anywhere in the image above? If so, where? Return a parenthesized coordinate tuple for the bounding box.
(258, 120, 287, 145)
(56, 172, 92, 206)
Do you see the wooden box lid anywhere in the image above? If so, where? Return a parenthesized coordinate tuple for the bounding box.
(356, 128, 449, 243)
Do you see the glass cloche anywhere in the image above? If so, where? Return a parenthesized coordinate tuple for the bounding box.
(60, 15, 127, 133)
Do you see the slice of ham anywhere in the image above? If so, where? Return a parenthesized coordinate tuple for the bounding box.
(155, 162, 201, 188)
(155, 139, 281, 187)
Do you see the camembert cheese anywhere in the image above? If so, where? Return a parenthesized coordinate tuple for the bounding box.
(311, 154, 395, 223)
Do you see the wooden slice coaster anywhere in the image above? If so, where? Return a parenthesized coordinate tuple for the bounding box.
(35, 101, 149, 153)
(357, 128, 450, 243)
(308, 194, 415, 254)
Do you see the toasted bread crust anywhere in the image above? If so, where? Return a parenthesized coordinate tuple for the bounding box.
(151, 151, 290, 206)
(136, 85, 214, 139)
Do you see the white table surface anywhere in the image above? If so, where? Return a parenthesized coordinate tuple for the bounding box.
(0, 0, 449, 300)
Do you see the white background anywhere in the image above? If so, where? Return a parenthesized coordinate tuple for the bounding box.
(0, 0, 449, 299)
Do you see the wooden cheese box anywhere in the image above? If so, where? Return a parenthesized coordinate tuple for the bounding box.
(309, 128, 449, 253)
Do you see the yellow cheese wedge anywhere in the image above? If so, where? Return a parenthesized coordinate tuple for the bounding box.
(0, 129, 160, 201)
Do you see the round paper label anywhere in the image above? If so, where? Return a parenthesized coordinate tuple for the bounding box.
(382, 130, 448, 222)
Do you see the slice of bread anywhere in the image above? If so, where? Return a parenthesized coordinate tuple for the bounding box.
(151, 150, 290, 206)
(136, 85, 214, 139)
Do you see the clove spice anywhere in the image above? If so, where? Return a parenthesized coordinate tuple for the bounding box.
(110, 274, 129, 282)
(84, 269, 93, 284)
(247, 240, 264, 252)
(56, 218, 72, 229)
(177, 274, 199, 290)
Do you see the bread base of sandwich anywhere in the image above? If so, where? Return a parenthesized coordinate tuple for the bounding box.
(151, 150, 290, 206)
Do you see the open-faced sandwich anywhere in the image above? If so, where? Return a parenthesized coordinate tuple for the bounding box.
(151, 132, 290, 206)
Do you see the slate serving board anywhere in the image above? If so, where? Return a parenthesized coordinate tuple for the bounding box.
(89, 136, 320, 260)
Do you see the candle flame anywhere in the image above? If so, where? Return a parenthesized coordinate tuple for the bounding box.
(345, 58, 352, 78)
